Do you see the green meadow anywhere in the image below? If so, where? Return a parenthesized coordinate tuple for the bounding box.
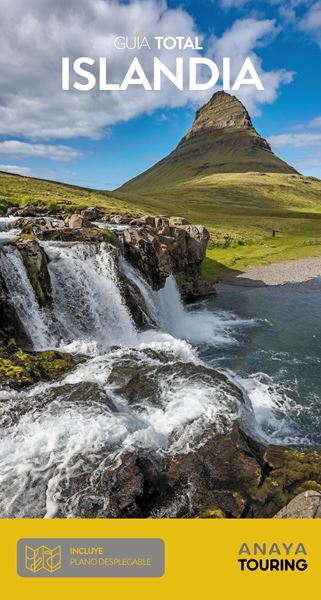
(1, 169, 321, 282)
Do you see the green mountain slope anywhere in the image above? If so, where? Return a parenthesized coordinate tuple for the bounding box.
(1, 91, 321, 281)
(117, 91, 321, 279)
(120, 91, 296, 192)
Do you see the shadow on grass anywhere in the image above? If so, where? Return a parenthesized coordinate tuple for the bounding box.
(202, 255, 267, 288)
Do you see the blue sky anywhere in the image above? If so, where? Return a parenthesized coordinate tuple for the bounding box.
(0, 0, 320, 189)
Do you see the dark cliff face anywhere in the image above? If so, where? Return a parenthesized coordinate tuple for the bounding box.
(120, 91, 296, 192)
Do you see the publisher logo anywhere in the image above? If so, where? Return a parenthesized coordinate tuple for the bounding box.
(17, 538, 164, 578)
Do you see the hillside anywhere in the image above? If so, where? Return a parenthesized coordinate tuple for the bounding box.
(120, 91, 296, 192)
(117, 91, 321, 279)
(1, 91, 321, 281)
(0, 171, 131, 215)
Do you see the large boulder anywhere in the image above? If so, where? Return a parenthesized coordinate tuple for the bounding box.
(6, 205, 48, 217)
(0, 269, 30, 346)
(38, 226, 119, 246)
(12, 235, 52, 306)
(81, 207, 104, 220)
(123, 226, 172, 289)
(123, 218, 212, 300)
(65, 214, 91, 229)
(119, 273, 155, 329)
(0, 340, 75, 388)
(273, 491, 321, 518)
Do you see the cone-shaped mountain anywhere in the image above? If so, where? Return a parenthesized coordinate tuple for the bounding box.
(120, 91, 296, 192)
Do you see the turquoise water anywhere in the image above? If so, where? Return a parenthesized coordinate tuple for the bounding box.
(200, 278, 321, 448)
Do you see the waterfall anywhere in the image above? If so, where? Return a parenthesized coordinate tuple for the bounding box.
(44, 242, 138, 353)
(0, 217, 21, 242)
(0, 246, 51, 349)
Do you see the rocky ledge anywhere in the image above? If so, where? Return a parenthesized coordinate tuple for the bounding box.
(0, 340, 76, 387)
(123, 215, 212, 300)
(8, 204, 214, 301)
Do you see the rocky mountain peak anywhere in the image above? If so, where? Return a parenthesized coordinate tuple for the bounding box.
(184, 91, 253, 141)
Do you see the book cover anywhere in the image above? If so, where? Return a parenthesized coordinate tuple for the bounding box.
(0, 0, 320, 597)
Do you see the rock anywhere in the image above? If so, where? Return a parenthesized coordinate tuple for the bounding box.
(57, 452, 164, 518)
(0, 340, 75, 388)
(119, 273, 154, 329)
(0, 269, 30, 346)
(123, 226, 172, 289)
(81, 207, 104, 220)
(12, 235, 52, 306)
(109, 214, 132, 225)
(154, 216, 169, 230)
(6, 205, 48, 217)
(165, 426, 262, 517)
(38, 226, 119, 246)
(65, 214, 91, 229)
(123, 219, 213, 300)
(2, 381, 115, 427)
(273, 491, 321, 518)
(247, 445, 321, 517)
(169, 216, 190, 226)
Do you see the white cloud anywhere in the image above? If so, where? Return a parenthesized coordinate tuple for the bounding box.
(0, 141, 82, 161)
(220, 0, 249, 7)
(0, 0, 294, 139)
(268, 132, 321, 147)
(310, 116, 321, 127)
(0, 164, 31, 176)
(300, 1, 321, 45)
(208, 18, 294, 115)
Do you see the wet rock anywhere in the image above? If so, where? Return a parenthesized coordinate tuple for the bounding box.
(58, 451, 168, 518)
(45, 381, 118, 410)
(0, 340, 75, 387)
(1, 381, 114, 427)
(0, 269, 30, 346)
(165, 426, 262, 518)
(107, 356, 243, 420)
(119, 273, 154, 329)
(123, 225, 172, 289)
(123, 218, 213, 300)
(38, 226, 119, 246)
(12, 235, 52, 306)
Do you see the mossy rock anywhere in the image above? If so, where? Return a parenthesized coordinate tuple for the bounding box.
(11, 235, 52, 306)
(248, 446, 321, 517)
(0, 340, 75, 387)
(199, 506, 226, 519)
(99, 228, 120, 247)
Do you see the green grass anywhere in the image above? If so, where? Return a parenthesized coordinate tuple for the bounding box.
(0, 171, 138, 216)
(116, 172, 321, 281)
(1, 170, 321, 282)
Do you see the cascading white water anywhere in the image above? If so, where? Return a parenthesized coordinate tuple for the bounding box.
(0, 217, 21, 241)
(0, 239, 251, 517)
(120, 258, 249, 346)
(0, 245, 51, 349)
(44, 242, 138, 354)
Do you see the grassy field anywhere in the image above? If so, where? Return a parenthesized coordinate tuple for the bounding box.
(117, 171, 321, 280)
(0, 171, 135, 216)
(1, 170, 321, 283)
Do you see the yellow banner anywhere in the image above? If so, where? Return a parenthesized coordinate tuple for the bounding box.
(1, 518, 319, 599)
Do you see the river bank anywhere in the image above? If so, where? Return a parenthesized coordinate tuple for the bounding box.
(221, 255, 321, 287)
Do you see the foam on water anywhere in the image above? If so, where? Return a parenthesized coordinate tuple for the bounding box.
(44, 242, 138, 352)
(0, 246, 51, 349)
(0, 238, 310, 517)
